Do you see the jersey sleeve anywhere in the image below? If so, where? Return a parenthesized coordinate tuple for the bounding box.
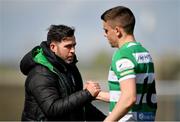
(111, 50, 136, 82)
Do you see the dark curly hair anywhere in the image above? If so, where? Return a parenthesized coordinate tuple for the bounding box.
(47, 25, 75, 44)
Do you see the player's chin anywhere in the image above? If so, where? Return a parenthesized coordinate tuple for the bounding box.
(109, 42, 114, 47)
(110, 44, 116, 48)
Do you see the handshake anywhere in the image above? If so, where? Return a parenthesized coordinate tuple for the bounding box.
(83, 81, 109, 102)
(84, 81, 101, 98)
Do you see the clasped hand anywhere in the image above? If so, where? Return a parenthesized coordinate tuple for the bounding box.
(84, 81, 101, 97)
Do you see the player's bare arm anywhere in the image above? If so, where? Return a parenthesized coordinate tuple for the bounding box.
(104, 78, 136, 121)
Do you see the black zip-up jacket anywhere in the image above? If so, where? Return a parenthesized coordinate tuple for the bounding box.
(20, 41, 106, 121)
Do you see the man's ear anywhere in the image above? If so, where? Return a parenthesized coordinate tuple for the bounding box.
(50, 42, 56, 53)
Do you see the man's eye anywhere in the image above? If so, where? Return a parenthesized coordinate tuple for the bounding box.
(65, 45, 75, 49)
(65, 45, 72, 49)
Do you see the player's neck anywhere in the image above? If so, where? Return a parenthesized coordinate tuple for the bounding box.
(118, 34, 135, 48)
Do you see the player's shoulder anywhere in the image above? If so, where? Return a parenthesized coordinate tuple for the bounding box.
(114, 42, 136, 57)
(113, 42, 146, 61)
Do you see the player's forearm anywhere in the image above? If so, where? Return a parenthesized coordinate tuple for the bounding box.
(104, 93, 136, 121)
(104, 101, 130, 121)
(96, 91, 110, 102)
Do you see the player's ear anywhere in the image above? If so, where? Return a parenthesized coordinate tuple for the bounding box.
(115, 26, 122, 38)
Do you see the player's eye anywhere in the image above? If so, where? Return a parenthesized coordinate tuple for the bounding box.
(104, 29, 108, 34)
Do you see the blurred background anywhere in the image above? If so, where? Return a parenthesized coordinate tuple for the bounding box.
(0, 0, 180, 120)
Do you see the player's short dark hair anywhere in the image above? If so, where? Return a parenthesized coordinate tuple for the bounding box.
(101, 6, 135, 34)
(47, 24, 75, 44)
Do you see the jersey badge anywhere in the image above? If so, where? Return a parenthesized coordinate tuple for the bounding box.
(116, 59, 134, 72)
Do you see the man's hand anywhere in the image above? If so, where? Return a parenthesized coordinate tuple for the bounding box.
(84, 81, 101, 97)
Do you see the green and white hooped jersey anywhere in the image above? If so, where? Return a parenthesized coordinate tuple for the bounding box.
(108, 42, 157, 121)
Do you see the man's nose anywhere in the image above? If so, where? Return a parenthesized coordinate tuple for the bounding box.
(70, 47, 75, 53)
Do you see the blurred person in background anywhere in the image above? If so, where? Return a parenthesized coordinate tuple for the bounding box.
(20, 24, 106, 121)
(96, 6, 157, 121)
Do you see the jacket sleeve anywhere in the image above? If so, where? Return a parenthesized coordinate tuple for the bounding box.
(27, 66, 93, 118)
